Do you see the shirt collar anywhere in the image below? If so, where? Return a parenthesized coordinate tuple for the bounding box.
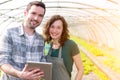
(18, 24, 38, 38)
(18, 24, 24, 36)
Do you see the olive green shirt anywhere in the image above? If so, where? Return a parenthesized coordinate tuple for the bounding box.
(46, 39, 79, 77)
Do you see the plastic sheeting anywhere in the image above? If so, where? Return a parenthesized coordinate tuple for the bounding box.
(0, 0, 120, 51)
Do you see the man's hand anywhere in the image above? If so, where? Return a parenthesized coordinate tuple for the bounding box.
(18, 64, 44, 80)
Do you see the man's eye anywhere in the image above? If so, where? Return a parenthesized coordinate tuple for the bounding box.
(39, 14, 44, 17)
(31, 12, 36, 15)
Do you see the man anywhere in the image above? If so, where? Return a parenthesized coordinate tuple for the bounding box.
(0, 1, 46, 80)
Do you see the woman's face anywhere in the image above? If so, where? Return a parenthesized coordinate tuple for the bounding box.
(49, 20, 63, 41)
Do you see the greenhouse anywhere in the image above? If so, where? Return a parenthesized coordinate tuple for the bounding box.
(0, 0, 120, 80)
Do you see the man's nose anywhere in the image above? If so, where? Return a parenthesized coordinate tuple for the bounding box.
(34, 15, 39, 20)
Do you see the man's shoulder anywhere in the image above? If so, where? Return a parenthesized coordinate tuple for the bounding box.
(35, 32, 44, 40)
(2, 25, 22, 38)
(6, 25, 20, 32)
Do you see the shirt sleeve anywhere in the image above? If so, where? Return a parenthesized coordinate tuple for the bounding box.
(0, 29, 12, 66)
(70, 40, 80, 56)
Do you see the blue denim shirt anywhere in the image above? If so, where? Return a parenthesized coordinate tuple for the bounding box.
(0, 24, 46, 80)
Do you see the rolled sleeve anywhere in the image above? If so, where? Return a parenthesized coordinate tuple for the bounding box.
(0, 30, 12, 66)
(0, 54, 10, 66)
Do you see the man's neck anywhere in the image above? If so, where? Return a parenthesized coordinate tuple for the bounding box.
(23, 25, 35, 36)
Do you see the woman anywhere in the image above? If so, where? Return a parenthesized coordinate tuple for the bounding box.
(43, 15, 83, 80)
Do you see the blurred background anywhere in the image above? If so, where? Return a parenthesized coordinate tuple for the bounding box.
(0, 0, 120, 80)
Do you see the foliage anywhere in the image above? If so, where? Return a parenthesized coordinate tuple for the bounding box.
(70, 35, 120, 74)
(80, 51, 109, 80)
(70, 35, 110, 80)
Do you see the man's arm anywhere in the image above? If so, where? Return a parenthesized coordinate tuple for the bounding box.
(0, 64, 21, 78)
(0, 64, 44, 80)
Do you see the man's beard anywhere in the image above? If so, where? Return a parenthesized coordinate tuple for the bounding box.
(29, 25, 36, 29)
(29, 21, 39, 29)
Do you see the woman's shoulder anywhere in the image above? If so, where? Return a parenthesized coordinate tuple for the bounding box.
(63, 39, 78, 48)
(65, 39, 76, 45)
(64, 39, 79, 55)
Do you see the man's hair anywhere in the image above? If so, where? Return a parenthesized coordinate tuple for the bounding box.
(26, 1, 46, 14)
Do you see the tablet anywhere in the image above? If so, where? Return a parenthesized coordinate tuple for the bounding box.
(27, 61, 52, 80)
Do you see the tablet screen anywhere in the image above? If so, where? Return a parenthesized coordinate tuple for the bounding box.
(27, 61, 52, 80)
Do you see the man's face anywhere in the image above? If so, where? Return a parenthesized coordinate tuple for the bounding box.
(24, 5, 45, 29)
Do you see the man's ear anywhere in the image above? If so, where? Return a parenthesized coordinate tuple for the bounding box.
(24, 10, 28, 16)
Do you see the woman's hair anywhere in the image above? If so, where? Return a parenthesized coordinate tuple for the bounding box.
(43, 15, 70, 46)
(26, 1, 46, 14)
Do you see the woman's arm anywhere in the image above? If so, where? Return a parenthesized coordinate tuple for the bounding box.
(73, 53, 84, 80)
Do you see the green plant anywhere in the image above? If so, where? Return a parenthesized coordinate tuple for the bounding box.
(70, 35, 120, 74)
(70, 35, 110, 80)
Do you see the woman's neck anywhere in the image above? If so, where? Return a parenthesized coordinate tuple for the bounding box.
(52, 40, 60, 49)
